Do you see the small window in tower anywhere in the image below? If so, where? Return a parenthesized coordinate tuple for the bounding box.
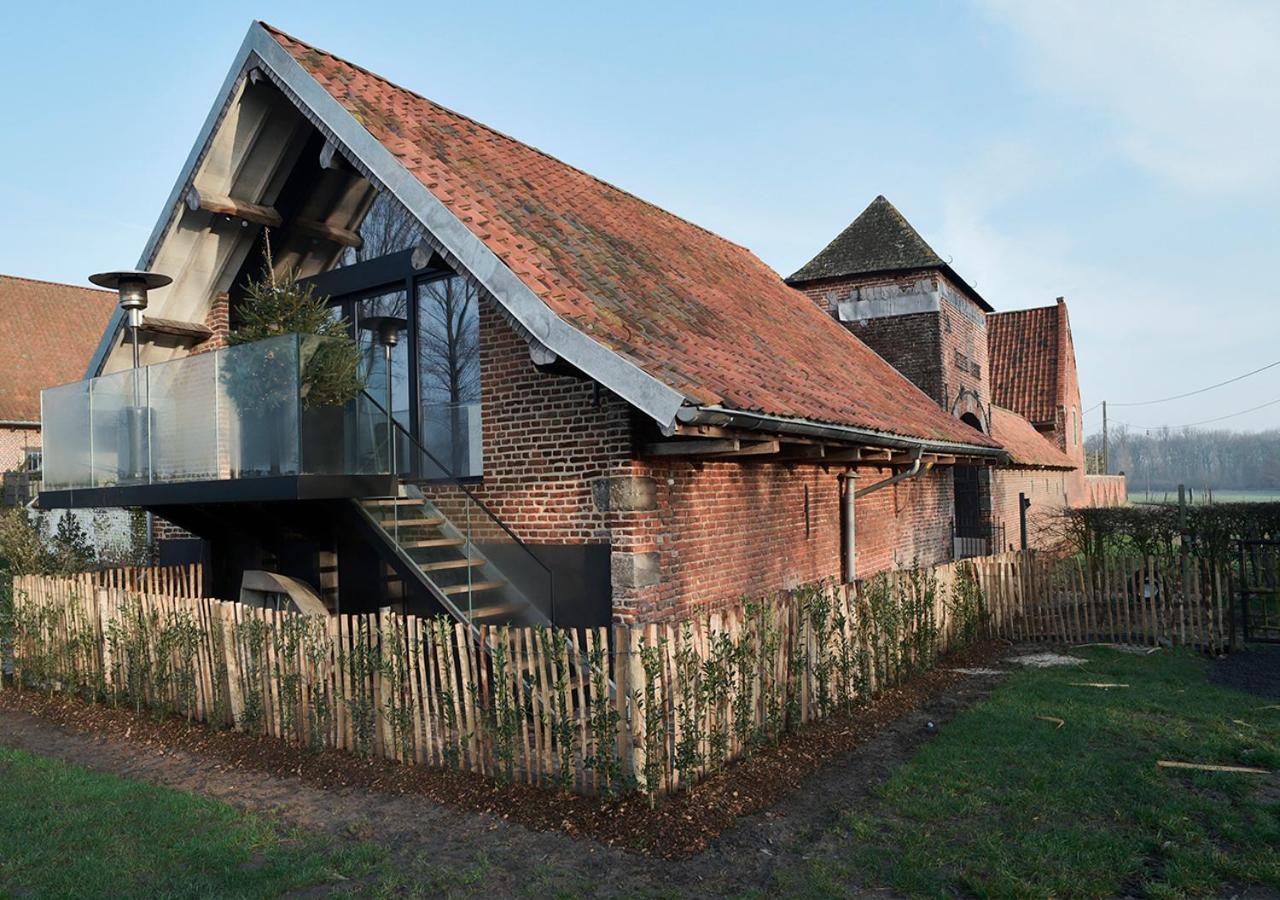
(804, 485, 811, 538)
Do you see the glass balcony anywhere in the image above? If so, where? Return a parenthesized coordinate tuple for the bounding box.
(40, 334, 391, 494)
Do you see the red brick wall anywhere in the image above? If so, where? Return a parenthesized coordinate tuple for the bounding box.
(611, 461, 844, 623)
(201, 292, 231, 351)
(465, 305, 973, 624)
(461, 303, 634, 543)
(937, 293, 990, 423)
(1084, 474, 1127, 507)
(847, 312, 944, 402)
(854, 466, 955, 574)
(990, 468, 1071, 551)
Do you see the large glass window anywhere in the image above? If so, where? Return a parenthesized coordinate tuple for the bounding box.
(417, 275, 481, 478)
(338, 194, 424, 267)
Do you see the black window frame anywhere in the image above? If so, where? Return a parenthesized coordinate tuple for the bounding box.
(300, 249, 481, 481)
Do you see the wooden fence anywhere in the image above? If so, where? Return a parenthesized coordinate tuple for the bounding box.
(970, 552, 1231, 653)
(2, 551, 1230, 796)
(84, 563, 203, 598)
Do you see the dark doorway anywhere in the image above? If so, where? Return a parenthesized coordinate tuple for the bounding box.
(953, 465, 986, 559)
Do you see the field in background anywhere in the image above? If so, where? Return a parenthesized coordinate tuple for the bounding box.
(1133, 488, 1280, 505)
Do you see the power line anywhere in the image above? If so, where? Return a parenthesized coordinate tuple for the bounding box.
(1106, 357, 1280, 408)
(1114, 395, 1280, 431)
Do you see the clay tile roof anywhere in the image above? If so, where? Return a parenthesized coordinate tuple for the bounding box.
(266, 26, 1000, 451)
(988, 303, 1064, 425)
(0, 275, 116, 422)
(786, 195, 993, 312)
(989, 405, 1075, 470)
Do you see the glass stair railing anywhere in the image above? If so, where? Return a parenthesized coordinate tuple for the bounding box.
(352, 392, 555, 631)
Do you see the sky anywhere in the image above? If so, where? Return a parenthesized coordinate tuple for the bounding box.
(2, 0, 1277, 434)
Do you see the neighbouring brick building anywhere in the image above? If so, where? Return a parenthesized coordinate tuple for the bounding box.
(38, 22, 1116, 626)
(788, 196, 1122, 555)
(0, 274, 115, 501)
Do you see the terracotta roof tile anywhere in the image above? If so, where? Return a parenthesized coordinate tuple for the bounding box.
(267, 26, 999, 451)
(988, 304, 1063, 425)
(989, 405, 1074, 469)
(0, 275, 116, 422)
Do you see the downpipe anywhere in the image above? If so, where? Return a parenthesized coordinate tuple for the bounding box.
(854, 446, 927, 499)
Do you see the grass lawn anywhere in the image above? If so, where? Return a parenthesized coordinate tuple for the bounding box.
(1, 647, 1276, 898)
(783, 647, 1280, 898)
(0, 746, 389, 898)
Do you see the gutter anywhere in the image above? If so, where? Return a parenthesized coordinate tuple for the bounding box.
(675, 405, 1007, 460)
(0, 420, 40, 428)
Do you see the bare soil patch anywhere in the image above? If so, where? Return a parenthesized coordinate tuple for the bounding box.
(0, 642, 1005, 895)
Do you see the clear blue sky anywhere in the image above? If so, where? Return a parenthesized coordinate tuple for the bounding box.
(2, 1, 1277, 433)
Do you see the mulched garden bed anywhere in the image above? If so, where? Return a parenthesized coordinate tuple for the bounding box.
(1209, 642, 1280, 699)
(0, 640, 1002, 858)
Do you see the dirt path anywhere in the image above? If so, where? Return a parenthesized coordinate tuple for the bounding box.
(0, 669, 1006, 897)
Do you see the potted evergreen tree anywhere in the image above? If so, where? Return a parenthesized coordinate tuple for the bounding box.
(224, 256, 365, 476)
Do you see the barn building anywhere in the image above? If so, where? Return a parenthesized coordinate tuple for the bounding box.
(34, 23, 1121, 627)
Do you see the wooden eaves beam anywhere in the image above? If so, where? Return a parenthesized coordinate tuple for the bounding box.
(185, 186, 282, 227)
(140, 316, 214, 342)
(293, 217, 363, 249)
(643, 438, 780, 458)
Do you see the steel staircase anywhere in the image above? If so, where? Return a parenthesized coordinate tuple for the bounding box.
(352, 393, 555, 631)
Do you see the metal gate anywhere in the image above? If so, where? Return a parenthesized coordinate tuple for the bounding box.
(1238, 539, 1280, 643)
(952, 465, 987, 559)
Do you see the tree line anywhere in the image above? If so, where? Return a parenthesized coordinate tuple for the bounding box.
(1086, 427, 1280, 492)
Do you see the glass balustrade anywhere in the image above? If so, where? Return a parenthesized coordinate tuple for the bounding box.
(40, 333, 390, 491)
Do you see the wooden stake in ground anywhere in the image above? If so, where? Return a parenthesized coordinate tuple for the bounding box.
(1070, 682, 1131, 689)
(1156, 760, 1271, 775)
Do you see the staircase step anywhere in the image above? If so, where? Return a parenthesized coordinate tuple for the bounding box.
(439, 580, 504, 596)
(419, 558, 485, 573)
(374, 516, 444, 528)
(467, 600, 524, 622)
(364, 497, 419, 507)
(402, 537, 466, 549)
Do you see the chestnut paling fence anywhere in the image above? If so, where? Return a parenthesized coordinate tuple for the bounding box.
(2, 552, 1229, 796)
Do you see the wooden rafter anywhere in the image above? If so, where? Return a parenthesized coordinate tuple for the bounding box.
(140, 316, 214, 342)
(643, 438, 780, 458)
(185, 186, 282, 227)
(293, 216, 363, 248)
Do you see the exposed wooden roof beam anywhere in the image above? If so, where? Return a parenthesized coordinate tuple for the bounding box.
(185, 186, 282, 227)
(140, 316, 214, 342)
(293, 216, 363, 248)
(643, 438, 781, 458)
(778, 444, 825, 460)
(644, 438, 740, 456)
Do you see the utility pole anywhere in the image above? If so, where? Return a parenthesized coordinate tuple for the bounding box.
(1101, 400, 1109, 474)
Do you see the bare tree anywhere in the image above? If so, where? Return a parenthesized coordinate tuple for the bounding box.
(342, 193, 423, 267)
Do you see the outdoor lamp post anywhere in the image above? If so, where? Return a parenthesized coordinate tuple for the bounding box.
(359, 315, 408, 477)
(88, 270, 172, 481)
